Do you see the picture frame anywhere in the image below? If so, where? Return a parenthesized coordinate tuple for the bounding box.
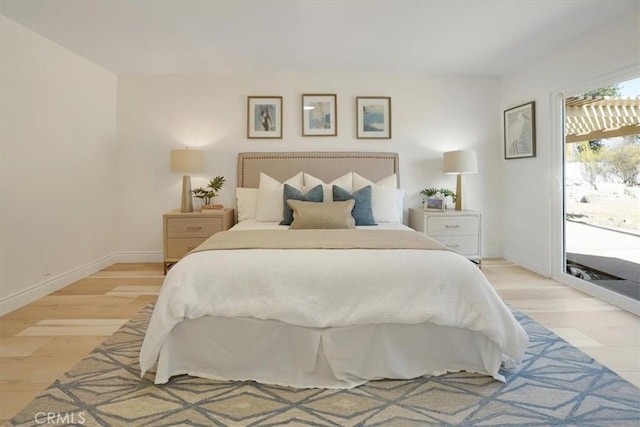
(247, 96, 283, 139)
(504, 101, 536, 159)
(425, 197, 446, 211)
(356, 96, 391, 139)
(302, 94, 337, 136)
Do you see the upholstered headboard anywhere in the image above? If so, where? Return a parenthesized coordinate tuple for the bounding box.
(237, 152, 400, 188)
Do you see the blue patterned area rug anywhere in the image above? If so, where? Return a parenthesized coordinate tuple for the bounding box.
(7, 305, 640, 426)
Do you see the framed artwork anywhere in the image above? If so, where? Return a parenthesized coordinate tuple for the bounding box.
(356, 96, 391, 139)
(504, 101, 536, 159)
(247, 96, 283, 139)
(302, 94, 337, 136)
(425, 198, 445, 211)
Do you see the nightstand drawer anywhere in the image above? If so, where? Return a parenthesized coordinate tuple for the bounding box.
(166, 217, 221, 238)
(163, 208, 235, 274)
(433, 235, 479, 256)
(409, 208, 481, 264)
(166, 237, 207, 258)
(427, 216, 479, 236)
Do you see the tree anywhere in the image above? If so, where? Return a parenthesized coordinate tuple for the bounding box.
(576, 140, 603, 153)
(575, 141, 606, 189)
(581, 84, 622, 97)
(603, 142, 640, 186)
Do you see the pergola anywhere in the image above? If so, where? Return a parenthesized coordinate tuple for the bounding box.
(564, 96, 640, 143)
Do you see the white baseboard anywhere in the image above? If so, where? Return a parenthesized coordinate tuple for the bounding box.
(503, 251, 550, 277)
(0, 251, 163, 317)
(111, 251, 163, 263)
(482, 246, 503, 259)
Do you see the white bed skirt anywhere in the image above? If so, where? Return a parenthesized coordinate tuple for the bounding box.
(154, 316, 506, 388)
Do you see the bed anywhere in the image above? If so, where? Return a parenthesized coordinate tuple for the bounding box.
(140, 151, 528, 389)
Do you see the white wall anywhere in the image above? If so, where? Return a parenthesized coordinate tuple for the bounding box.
(0, 16, 118, 313)
(3, 8, 636, 315)
(500, 11, 640, 276)
(117, 73, 504, 257)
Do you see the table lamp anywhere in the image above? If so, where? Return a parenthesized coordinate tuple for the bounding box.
(170, 148, 204, 212)
(443, 150, 477, 211)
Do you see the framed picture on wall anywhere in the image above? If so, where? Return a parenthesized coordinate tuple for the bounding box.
(504, 101, 536, 159)
(356, 96, 391, 139)
(247, 96, 283, 139)
(302, 94, 337, 136)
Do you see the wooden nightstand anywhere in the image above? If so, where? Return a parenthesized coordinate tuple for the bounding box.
(408, 208, 482, 266)
(163, 208, 235, 273)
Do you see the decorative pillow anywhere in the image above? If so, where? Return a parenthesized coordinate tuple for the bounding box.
(332, 185, 377, 226)
(236, 188, 259, 222)
(256, 172, 304, 222)
(288, 199, 356, 229)
(280, 184, 324, 225)
(303, 172, 353, 202)
(352, 172, 399, 222)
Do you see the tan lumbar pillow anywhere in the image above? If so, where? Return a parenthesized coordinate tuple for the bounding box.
(287, 199, 356, 229)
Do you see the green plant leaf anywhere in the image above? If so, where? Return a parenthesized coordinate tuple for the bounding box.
(420, 187, 456, 203)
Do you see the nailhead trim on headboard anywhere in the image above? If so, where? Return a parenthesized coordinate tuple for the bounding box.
(237, 152, 400, 188)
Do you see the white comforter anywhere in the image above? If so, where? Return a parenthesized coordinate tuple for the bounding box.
(140, 223, 528, 378)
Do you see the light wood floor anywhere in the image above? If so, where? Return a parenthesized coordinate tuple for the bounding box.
(1, 259, 639, 424)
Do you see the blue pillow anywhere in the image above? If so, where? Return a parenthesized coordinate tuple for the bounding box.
(332, 185, 377, 226)
(280, 184, 324, 225)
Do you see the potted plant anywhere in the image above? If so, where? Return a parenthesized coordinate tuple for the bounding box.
(192, 176, 225, 211)
(420, 187, 456, 210)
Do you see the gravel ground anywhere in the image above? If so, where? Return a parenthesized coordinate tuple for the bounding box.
(566, 197, 640, 234)
(565, 164, 639, 234)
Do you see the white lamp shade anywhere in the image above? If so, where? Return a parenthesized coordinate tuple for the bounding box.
(170, 149, 204, 173)
(443, 150, 477, 174)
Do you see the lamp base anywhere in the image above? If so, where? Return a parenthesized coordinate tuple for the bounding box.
(455, 174, 463, 211)
(180, 175, 193, 213)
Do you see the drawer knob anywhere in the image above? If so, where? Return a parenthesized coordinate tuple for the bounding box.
(186, 226, 202, 231)
(447, 244, 461, 248)
(445, 224, 460, 228)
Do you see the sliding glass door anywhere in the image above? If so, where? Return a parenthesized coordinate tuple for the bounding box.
(561, 77, 640, 305)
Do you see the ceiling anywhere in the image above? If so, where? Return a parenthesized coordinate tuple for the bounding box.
(1, 0, 637, 76)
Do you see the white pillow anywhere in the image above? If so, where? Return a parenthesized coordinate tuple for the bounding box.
(396, 188, 405, 222)
(255, 172, 304, 222)
(352, 172, 399, 222)
(236, 188, 259, 222)
(303, 172, 353, 202)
